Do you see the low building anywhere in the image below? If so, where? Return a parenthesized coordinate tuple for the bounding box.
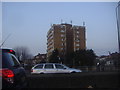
(33, 53, 47, 64)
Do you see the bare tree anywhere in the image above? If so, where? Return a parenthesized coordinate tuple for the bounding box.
(14, 46, 33, 61)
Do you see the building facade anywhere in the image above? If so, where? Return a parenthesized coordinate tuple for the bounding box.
(47, 23, 86, 62)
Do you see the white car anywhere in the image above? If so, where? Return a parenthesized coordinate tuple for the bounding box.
(31, 63, 82, 74)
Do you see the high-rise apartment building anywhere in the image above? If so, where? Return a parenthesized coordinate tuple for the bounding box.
(47, 23, 86, 61)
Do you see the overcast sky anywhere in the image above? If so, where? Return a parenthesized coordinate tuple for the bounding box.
(2, 2, 118, 56)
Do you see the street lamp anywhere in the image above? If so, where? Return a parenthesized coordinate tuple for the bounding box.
(116, 1, 120, 53)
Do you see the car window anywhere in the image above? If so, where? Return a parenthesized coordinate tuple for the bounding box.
(11, 54, 21, 66)
(55, 64, 64, 69)
(44, 64, 54, 69)
(35, 64, 43, 69)
(2, 52, 20, 68)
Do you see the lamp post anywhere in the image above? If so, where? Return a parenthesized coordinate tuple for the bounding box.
(116, 1, 120, 53)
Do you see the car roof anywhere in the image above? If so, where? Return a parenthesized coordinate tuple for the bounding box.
(0, 47, 13, 49)
(1, 48, 15, 55)
(36, 63, 62, 65)
(34, 63, 63, 66)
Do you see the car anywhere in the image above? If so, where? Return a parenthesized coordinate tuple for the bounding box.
(31, 63, 82, 74)
(0, 48, 28, 89)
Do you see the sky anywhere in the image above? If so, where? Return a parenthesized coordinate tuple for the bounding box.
(2, 2, 119, 56)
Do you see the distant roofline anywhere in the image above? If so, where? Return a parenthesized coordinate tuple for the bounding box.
(52, 23, 72, 26)
(61, 23, 72, 26)
(52, 23, 85, 27)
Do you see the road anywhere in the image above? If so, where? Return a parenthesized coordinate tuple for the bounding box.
(26, 71, 120, 88)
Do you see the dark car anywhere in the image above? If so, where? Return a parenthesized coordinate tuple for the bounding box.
(0, 48, 28, 89)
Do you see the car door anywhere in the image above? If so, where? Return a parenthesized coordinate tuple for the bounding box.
(33, 64, 44, 74)
(44, 64, 56, 73)
(55, 64, 69, 73)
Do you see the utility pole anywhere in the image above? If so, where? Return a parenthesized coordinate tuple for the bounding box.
(116, 1, 120, 53)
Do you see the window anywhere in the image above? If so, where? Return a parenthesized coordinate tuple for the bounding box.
(44, 64, 54, 69)
(2, 53, 20, 68)
(76, 39, 80, 42)
(61, 48, 64, 50)
(76, 48, 79, 50)
(55, 64, 64, 69)
(76, 44, 80, 46)
(77, 27, 79, 29)
(61, 43, 64, 46)
(35, 64, 43, 69)
(76, 35, 79, 38)
(11, 54, 21, 66)
(76, 31, 79, 34)
(61, 30, 65, 32)
(61, 34, 64, 37)
(61, 38, 64, 41)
